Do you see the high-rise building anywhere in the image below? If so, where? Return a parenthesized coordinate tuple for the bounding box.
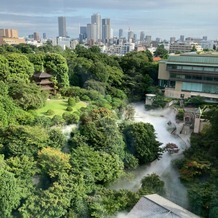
(203, 36, 207, 41)
(140, 31, 145, 42)
(58, 16, 67, 37)
(0, 29, 25, 45)
(170, 37, 176, 44)
(119, 29, 123, 38)
(91, 13, 101, 41)
(43, 33, 47, 39)
(133, 34, 137, 42)
(102, 18, 111, 43)
(33, 32, 40, 41)
(0, 29, 18, 38)
(128, 31, 134, 42)
(79, 26, 87, 42)
(180, 35, 184, 42)
(87, 23, 97, 44)
(145, 35, 152, 45)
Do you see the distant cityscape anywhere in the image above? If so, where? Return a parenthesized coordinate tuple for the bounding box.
(0, 13, 217, 56)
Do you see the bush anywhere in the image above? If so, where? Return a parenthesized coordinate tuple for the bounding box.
(80, 95, 90, 101)
(45, 109, 55, 116)
(66, 106, 73, 112)
(176, 109, 184, 121)
(68, 97, 76, 106)
(51, 115, 65, 126)
(62, 112, 80, 124)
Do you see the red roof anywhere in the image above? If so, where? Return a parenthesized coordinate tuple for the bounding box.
(153, 56, 161, 62)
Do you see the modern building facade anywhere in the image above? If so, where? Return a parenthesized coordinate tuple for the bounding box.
(119, 29, 123, 38)
(58, 16, 67, 37)
(91, 13, 101, 41)
(102, 18, 111, 43)
(158, 54, 218, 102)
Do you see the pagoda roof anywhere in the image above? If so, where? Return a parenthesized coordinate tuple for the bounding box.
(33, 72, 52, 78)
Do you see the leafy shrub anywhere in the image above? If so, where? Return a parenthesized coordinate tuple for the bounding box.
(45, 109, 55, 116)
(68, 97, 76, 106)
(176, 109, 184, 121)
(66, 106, 73, 112)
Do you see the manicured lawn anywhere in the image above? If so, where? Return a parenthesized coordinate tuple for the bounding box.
(35, 99, 87, 116)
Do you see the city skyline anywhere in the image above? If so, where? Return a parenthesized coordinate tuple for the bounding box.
(0, 0, 218, 40)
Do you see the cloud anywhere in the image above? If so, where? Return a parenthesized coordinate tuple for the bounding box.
(1, 0, 217, 39)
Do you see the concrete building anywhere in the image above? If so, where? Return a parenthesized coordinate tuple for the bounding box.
(170, 37, 176, 44)
(169, 42, 192, 53)
(158, 54, 218, 102)
(56, 36, 71, 49)
(0, 29, 25, 45)
(79, 26, 87, 42)
(128, 31, 134, 42)
(91, 13, 101, 42)
(102, 18, 111, 43)
(145, 35, 152, 46)
(58, 16, 67, 37)
(33, 32, 40, 41)
(87, 23, 97, 44)
(0, 29, 18, 38)
(119, 29, 123, 38)
(140, 31, 145, 42)
(180, 35, 185, 42)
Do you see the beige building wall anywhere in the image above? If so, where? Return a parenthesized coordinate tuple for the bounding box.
(0, 29, 18, 38)
(0, 37, 25, 45)
(158, 62, 169, 80)
(175, 81, 182, 91)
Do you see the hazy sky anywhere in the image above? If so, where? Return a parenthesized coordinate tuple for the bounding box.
(1, 0, 217, 40)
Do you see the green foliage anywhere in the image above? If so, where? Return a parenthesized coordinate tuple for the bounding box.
(6, 155, 38, 198)
(185, 96, 205, 107)
(138, 173, 165, 195)
(87, 188, 139, 218)
(123, 122, 163, 164)
(6, 53, 34, 82)
(0, 54, 10, 80)
(0, 125, 49, 157)
(176, 108, 185, 121)
(45, 109, 55, 116)
(154, 45, 168, 59)
(79, 107, 125, 158)
(124, 152, 139, 169)
(66, 106, 73, 111)
(44, 53, 69, 87)
(68, 97, 76, 106)
(62, 112, 80, 124)
(38, 147, 71, 178)
(51, 115, 65, 126)
(8, 81, 48, 110)
(0, 168, 21, 218)
(71, 145, 124, 184)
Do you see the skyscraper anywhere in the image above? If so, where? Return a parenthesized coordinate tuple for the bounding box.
(87, 23, 97, 44)
(180, 35, 184, 42)
(140, 31, 145, 42)
(119, 29, 123, 38)
(91, 13, 101, 41)
(58, 16, 67, 37)
(102, 18, 111, 43)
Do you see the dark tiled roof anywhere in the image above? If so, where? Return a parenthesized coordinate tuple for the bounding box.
(33, 72, 52, 78)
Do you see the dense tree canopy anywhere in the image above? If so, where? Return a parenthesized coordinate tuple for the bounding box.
(0, 43, 169, 217)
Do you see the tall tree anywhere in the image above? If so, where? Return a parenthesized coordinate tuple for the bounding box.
(123, 122, 162, 164)
(44, 53, 69, 87)
(0, 168, 21, 218)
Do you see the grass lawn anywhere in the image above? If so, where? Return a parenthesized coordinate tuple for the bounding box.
(35, 99, 87, 116)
